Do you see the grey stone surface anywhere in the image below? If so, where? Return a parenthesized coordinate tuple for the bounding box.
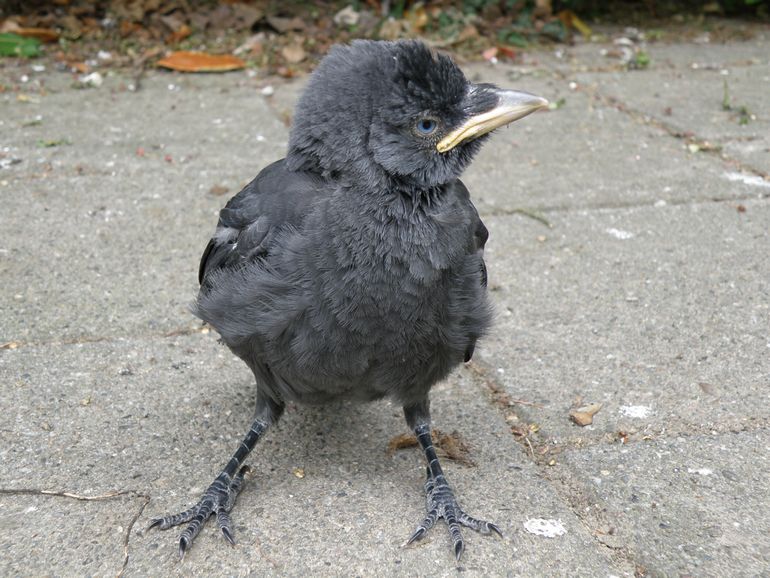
(0, 493, 141, 577)
(480, 198, 770, 445)
(1, 336, 623, 576)
(1, 34, 769, 578)
(573, 51, 770, 175)
(559, 430, 770, 577)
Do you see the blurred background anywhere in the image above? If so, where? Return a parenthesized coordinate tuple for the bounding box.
(1, 1, 768, 76)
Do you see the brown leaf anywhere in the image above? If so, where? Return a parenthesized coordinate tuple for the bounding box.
(266, 16, 305, 34)
(386, 429, 475, 466)
(7, 26, 60, 43)
(569, 402, 603, 426)
(281, 44, 306, 64)
(482, 47, 498, 61)
(156, 51, 246, 73)
(208, 184, 229, 196)
(166, 24, 191, 44)
(404, 5, 428, 32)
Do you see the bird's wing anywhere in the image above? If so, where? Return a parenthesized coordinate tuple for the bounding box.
(198, 159, 324, 284)
(446, 179, 491, 363)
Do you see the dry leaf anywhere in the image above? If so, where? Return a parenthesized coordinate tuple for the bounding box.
(557, 10, 592, 38)
(157, 51, 246, 73)
(482, 46, 498, 61)
(266, 16, 305, 33)
(386, 429, 475, 466)
(281, 44, 306, 64)
(11, 27, 60, 43)
(405, 5, 428, 32)
(167, 24, 192, 44)
(208, 184, 229, 196)
(569, 402, 602, 426)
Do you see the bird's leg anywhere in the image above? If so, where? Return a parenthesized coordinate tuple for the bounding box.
(150, 394, 284, 559)
(403, 400, 501, 561)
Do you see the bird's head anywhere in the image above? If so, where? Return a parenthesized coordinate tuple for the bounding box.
(287, 40, 547, 191)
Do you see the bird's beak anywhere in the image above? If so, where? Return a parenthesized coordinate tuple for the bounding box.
(437, 89, 549, 153)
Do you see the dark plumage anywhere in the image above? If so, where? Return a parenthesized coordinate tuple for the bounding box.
(152, 39, 547, 561)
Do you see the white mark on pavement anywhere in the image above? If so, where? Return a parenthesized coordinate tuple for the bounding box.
(687, 468, 713, 476)
(606, 228, 635, 240)
(723, 172, 770, 189)
(619, 405, 652, 418)
(523, 518, 567, 538)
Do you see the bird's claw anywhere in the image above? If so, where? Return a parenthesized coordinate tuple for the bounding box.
(406, 468, 501, 561)
(150, 465, 250, 559)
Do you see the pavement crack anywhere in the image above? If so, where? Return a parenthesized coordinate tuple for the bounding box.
(478, 191, 769, 220)
(583, 85, 770, 181)
(118, 493, 151, 578)
(0, 487, 133, 500)
(2, 325, 210, 350)
(464, 362, 643, 574)
(0, 487, 151, 578)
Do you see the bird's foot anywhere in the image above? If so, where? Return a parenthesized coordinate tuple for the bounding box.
(149, 465, 250, 559)
(406, 468, 501, 561)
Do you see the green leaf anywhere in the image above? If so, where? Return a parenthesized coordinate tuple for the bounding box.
(0, 33, 41, 58)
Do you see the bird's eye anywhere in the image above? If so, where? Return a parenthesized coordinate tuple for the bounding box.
(416, 118, 438, 135)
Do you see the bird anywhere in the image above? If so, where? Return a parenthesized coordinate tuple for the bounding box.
(150, 39, 547, 562)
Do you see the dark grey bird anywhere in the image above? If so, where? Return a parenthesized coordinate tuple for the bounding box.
(151, 39, 547, 561)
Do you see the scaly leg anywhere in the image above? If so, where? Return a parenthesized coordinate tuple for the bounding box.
(404, 400, 501, 561)
(150, 395, 284, 559)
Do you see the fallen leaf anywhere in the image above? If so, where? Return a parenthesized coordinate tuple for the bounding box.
(334, 5, 360, 27)
(569, 402, 602, 426)
(386, 428, 475, 466)
(497, 45, 517, 61)
(281, 44, 306, 64)
(266, 16, 305, 33)
(556, 9, 592, 38)
(167, 24, 192, 44)
(378, 18, 404, 40)
(10, 27, 59, 43)
(156, 51, 246, 73)
(0, 33, 41, 57)
(208, 184, 229, 196)
(405, 5, 429, 32)
(482, 46, 498, 61)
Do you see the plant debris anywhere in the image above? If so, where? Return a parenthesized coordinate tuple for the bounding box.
(569, 402, 603, 426)
(157, 51, 246, 72)
(387, 428, 476, 467)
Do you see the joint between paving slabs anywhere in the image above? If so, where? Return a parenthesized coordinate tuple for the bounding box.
(464, 362, 648, 575)
(565, 76, 770, 182)
(0, 488, 150, 578)
(1, 324, 210, 351)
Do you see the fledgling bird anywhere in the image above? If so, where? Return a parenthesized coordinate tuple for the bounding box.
(151, 39, 547, 561)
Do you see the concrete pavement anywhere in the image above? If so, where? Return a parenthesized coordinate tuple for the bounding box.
(1, 31, 768, 577)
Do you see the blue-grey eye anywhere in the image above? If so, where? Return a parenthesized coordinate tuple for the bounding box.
(416, 118, 437, 135)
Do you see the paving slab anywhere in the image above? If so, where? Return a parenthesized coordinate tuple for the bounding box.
(0, 335, 624, 576)
(573, 58, 770, 175)
(558, 430, 770, 577)
(0, 492, 143, 577)
(1, 72, 288, 344)
(478, 198, 769, 444)
(2, 34, 770, 578)
(273, 63, 764, 218)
